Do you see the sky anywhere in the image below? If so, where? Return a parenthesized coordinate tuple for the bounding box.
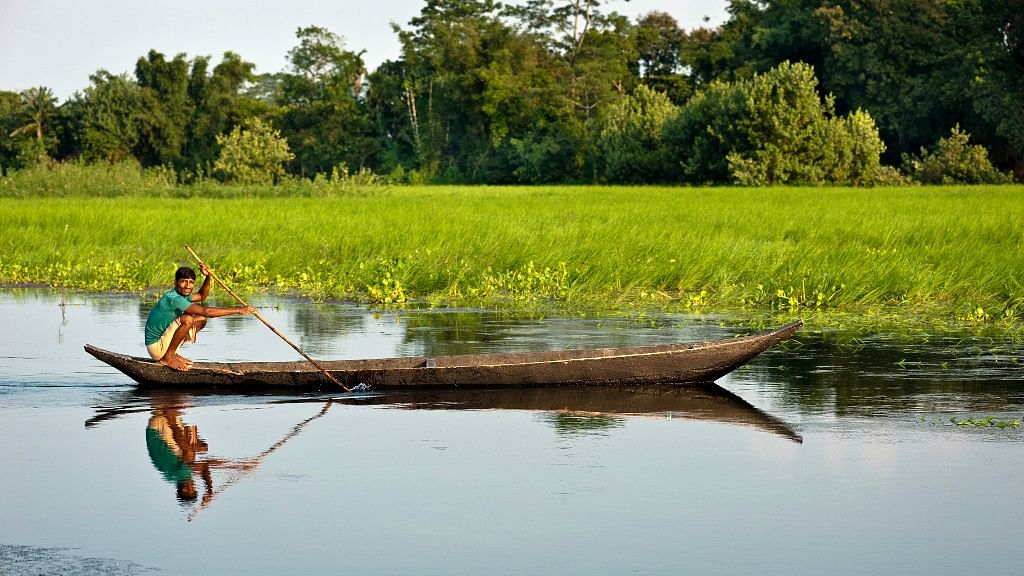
(1, 0, 727, 101)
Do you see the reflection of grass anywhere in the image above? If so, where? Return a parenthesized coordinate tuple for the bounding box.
(1, 184, 1022, 336)
(542, 412, 625, 436)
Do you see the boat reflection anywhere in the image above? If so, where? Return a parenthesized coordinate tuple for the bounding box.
(330, 383, 803, 443)
(85, 383, 800, 520)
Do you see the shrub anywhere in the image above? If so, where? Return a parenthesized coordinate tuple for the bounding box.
(870, 165, 915, 186)
(0, 159, 178, 197)
(665, 61, 887, 186)
(596, 85, 679, 183)
(902, 125, 1012, 184)
(213, 118, 294, 185)
(842, 109, 888, 186)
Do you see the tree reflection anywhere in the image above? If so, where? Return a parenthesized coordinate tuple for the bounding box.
(748, 333, 1024, 416)
(289, 303, 363, 354)
(400, 310, 534, 356)
(540, 412, 624, 436)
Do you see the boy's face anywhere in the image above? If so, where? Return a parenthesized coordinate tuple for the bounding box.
(175, 277, 195, 297)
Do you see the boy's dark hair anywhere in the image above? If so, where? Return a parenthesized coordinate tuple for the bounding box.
(175, 266, 197, 282)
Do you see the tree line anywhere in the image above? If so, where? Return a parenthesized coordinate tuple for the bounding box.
(1, 0, 1020, 185)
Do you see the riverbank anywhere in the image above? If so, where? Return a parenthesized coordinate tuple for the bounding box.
(1, 185, 1021, 337)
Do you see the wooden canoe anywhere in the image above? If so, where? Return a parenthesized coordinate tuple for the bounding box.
(84, 319, 802, 390)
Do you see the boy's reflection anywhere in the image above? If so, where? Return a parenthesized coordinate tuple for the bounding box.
(145, 398, 255, 505)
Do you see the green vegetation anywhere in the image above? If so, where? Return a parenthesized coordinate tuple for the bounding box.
(665, 62, 887, 186)
(1, 176, 1021, 336)
(1, 2, 1021, 183)
(919, 415, 1022, 429)
(213, 118, 294, 184)
(903, 126, 1013, 185)
(949, 416, 1022, 429)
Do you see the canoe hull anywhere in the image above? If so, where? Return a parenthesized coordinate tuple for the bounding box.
(84, 320, 802, 390)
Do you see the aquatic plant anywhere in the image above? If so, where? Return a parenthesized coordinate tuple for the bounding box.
(949, 416, 1022, 429)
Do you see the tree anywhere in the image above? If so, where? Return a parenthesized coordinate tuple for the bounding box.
(810, 0, 1019, 176)
(273, 26, 378, 177)
(950, 0, 1024, 176)
(635, 11, 689, 103)
(816, 0, 961, 161)
(903, 124, 1011, 184)
(0, 91, 24, 172)
(365, 59, 420, 176)
(596, 84, 678, 183)
(505, 1, 637, 180)
(665, 61, 886, 185)
(394, 0, 507, 180)
(182, 52, 258, 176)
(478, 23, 575, 182)
(213, 117, 294, 184)
(71, 71, 144, 163)
(8, 86, 58, 164)
(134, 51, 194, 167)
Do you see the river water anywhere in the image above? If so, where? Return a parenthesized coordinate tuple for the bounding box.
(1, 289, 1022, 575)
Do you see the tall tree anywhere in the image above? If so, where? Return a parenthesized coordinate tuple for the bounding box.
(134, 51, 193, 167)
(635, 11, 689, 103)
(8, 86, 58, 164)
(365, 59, 420, 175)
(274, 26, 378, 176)
(950, 0, 1024, 175)
(502, 0, 636, 180)
(0, 91, 24, 172)
(394, 0, 508, 180)
(71, 71, 144, 163)
(182, 52, 257, 176)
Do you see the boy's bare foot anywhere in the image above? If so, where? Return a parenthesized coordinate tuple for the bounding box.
(160, 354, 192, 371)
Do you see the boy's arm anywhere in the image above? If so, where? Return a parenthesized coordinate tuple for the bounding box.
(193, 263, 212, 302)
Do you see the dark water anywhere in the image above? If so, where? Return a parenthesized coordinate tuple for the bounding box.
(2, 289, 1022, 575)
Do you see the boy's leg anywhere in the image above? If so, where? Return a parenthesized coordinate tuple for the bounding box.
(160, 315, 197, 371)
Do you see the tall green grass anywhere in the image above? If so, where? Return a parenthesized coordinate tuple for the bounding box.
(1, 180, 1021, 334)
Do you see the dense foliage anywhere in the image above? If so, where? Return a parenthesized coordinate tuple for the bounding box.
(664, 61, 887, 185)
(213, 118, 294, 184)
(1, 0, 1021, 184)
(902, 125, 1012, 185)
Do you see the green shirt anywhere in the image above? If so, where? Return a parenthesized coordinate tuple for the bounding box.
(144, 289, 194, 345)
(145, 427, 193, 484)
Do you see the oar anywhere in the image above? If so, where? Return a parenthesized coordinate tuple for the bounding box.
(187, 400, 334, 522)
(184, 245, 350, 392)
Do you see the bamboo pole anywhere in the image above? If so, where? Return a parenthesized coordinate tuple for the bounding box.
(184, 245, 350, 392)
(187, 401, 334, 522)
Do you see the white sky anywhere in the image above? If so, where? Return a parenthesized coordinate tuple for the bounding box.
(1, 0, 727, 101)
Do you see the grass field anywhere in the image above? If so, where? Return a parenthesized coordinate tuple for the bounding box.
(1, 179, 1021, 335)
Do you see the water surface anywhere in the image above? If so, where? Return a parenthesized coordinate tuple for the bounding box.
(2, 290, 1022, 575)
